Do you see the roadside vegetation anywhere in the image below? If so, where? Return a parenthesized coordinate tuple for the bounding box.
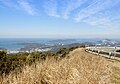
(0, 46, 80, 75)
(0, 45, 112, 84)
(1, 45, 120, 84)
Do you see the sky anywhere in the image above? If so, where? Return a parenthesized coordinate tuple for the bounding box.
(0, 0, 120, 38)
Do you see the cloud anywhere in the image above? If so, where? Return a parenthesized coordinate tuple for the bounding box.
(83, 18, 111, 26)
(17, 0, 37, 15)
(75, 0, 120, 22)
(73, 0, 120, 27)
(61, 0, 87, 19)
(43, 0, 59, 17)
(81, 12, 111, 26)
(0, 0, 37, 15)
(82, 11, 120, 26)
(0, 0, 120, 27)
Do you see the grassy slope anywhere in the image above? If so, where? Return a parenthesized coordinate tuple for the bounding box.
(86, 49, 120, 84)
(1, 48, 112, 84)
(109, 58, 120, 84)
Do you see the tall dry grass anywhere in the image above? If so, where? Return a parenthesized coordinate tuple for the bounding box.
(1, 48, 111, 84)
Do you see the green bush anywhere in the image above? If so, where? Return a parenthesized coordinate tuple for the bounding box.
(0, 46, 79, 75)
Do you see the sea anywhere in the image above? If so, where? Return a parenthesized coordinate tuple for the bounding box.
(0, 38, 55, 50)
(0, 38, 117, 50)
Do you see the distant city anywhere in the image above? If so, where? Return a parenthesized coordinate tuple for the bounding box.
(0, 38, 120, 54)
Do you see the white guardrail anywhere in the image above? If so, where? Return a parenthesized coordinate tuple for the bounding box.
(85, 47, 120, 58)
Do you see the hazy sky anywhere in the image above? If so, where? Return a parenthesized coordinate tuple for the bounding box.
(0, 0, 120, 38)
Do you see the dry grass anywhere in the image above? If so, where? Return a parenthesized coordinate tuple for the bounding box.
(0, 48, 111, 84)
(111, 66, 120, 84)
(108, 59, 120, 84)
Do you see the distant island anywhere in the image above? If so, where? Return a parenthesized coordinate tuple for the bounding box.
(48, 39, 77, 42)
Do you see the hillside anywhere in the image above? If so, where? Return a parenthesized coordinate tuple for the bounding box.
(0, 48, 115, 84)
(109, 57, 120, 84)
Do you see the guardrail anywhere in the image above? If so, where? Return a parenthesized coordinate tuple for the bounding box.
(85, 47, 120, 58)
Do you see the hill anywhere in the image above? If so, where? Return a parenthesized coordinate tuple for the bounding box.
(0, 48, 113, 84)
